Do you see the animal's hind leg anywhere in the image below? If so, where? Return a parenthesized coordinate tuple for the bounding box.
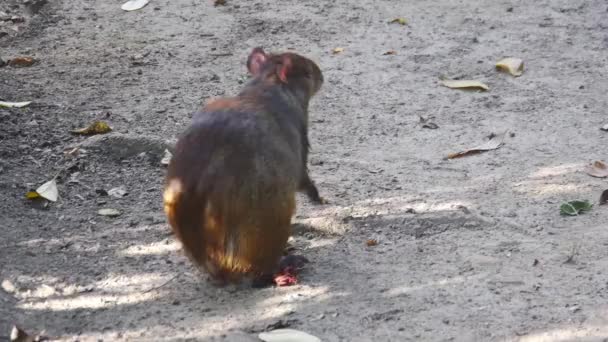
(299, 173, 327, 204)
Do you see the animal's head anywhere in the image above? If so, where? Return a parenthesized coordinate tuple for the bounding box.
(246, 47, 323, 97)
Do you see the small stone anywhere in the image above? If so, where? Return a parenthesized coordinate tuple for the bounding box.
(98, 208, 121, 217)
(108, 186, 128, 198)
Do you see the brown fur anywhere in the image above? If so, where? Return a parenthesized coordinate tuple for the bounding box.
(164, 48, 324, 284)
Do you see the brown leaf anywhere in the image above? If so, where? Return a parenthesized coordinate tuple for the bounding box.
(8, 57, 36, 68)
(366, 239, 378, 247)
(447, 132, 506, 159)
(214, 0, 226, 5)
(382, 50, 397, 55)
(600, 190, 608, 205)
(584, 161, 608, 178)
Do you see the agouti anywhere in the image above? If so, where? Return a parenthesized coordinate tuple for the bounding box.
(163, 47, 325, 286)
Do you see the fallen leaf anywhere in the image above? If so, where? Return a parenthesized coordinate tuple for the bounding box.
(8, 57, 36, 67)
(332, 47, 344, 54)
(496, 57, 524, 77)
(447, 132, 506, 159)
(71, 121, 112, 135)
(422, 122, 439, 129)
(160, 149, 172, 166)
(29, 179, 58, 202)
(584, 161, 608, 178)
(10, 326, 32, 342)
(600, 190, 608, 205)
(389, 18, 407, 25)
(382, 50, 397, 55)
(560, 200, 592, 216)
(98, 208, 121, 217)
(121, 0, 150, 11)
(440, 80, 489, 91)
(600, 124, 608, 132)
(214, 0, 226, 5)
(0, 101, 31, 108)
(108, 186, 128, 198)
(366, 239, 378, 247)
(259, 329, 321, 342)
(25, 191, 40, 200)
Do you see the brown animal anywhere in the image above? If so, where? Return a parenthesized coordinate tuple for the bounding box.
(163, 47, 325, 286)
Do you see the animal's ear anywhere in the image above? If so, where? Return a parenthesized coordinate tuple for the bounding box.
(247, 47, 267, 75)
(276, 55, 292, 83)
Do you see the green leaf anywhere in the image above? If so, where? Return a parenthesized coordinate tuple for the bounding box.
(560, 200, 593, 216)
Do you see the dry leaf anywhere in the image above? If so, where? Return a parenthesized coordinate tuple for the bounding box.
(600, 190, 608, 205)
(8, 57, 36, 67)
(25, 191, 40, 200)
(259, 329, 321, 342)
(121, 0, 150, 11)
(31, 179, 58, 202)
(332, 47, 344, 54)
(447, 132, 506, 159)
(496, 57, 524, 77)
(584, 161, 608, 178)
(440, 80, 489, 91)
(382, 50, 397, 55)
(366, 239, 378, 247)
(161, 149, 172, 166)
(0, 101, 31, 108)
(389, 18, 407, 25)
(98, 208, 121, 217)
(214, 0, 226, 5)
(71, 121, 112, 135)
(10, 326, 33, 342)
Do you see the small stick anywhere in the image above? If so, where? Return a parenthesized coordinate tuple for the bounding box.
(142, 274, 179, 293)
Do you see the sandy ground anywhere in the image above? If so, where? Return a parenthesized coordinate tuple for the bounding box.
(2, 0, 608, 341)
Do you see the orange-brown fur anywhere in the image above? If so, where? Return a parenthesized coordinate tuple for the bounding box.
(164, 47, 324, 284)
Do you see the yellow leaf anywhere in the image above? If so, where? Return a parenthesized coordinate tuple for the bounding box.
(26, 191, 40, 199)
(389, 18, 407, 25)
(332, 47, 344, 54)
(440, 80, 489, 91)
(71, 121, 112, 135)
(496, 57, 524, 77)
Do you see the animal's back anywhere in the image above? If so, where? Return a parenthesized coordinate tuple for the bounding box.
(164, 108, 301, 282)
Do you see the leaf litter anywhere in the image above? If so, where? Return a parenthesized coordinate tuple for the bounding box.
(389, 18, 407, 25)
(496, 57, 524, 77)
(121, 0, 150, 11)
(584, 160, 608, 178)
(71, 121, 112, 135)
(447, 131, 507, 159)
(259, 329, 321, 342)
(26, 179, 58, 202)
(560, 200, 592, 216)
(440, 80, 489, 91)
(0, 101, 31, 108)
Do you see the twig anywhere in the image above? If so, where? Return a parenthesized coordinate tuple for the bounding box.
(142, 274, 179, 293)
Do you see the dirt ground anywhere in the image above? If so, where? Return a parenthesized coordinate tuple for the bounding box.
(2, 0, 608, 341)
